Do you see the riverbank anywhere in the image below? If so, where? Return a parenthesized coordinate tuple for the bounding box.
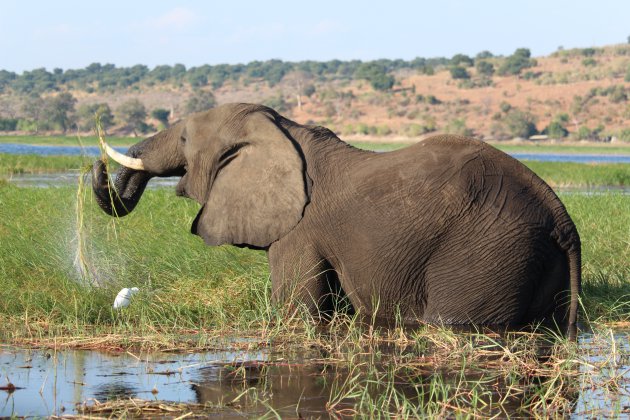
(2, 133, 630, 154)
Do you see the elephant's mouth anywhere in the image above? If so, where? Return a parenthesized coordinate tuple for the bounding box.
(175, 173, 190, 198)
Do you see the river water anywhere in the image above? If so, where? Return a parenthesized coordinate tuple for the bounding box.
(1, 143, 630, 164)
(1, 330, 628, 418)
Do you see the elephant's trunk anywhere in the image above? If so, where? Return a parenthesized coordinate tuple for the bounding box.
(92, 123, 186, 217)
(92, 159, 152, 217)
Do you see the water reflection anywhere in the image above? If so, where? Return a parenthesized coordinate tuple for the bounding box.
(1, 330, 628, 418)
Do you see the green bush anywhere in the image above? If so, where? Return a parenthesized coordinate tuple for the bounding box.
(184, 91, 217, 115)
(355, 123, 369, 135)
(76, 103, 114, 132)
(575, 125, 604, 141)
(498, 48, 537, 76)
(355, 62, 395, 91)
(151, 108, 171, 128)
(545, 121, 568, 139)
(614, 128, 630, 142)
(16, 119, 39, 132)
(444, 119, 473, 136)
(0, 118, 18, 131)
(503, 109, 538, 139)
(582, 58, 598, 67)
(608, 85, 628, 103)
(263, 95, 291, 113)
(449, 66, 470, 80)
(451, 54, 474, 67)
(475, 60, 495, 76)
(404, 122, 435, 136)
(376, 125, 392, 136)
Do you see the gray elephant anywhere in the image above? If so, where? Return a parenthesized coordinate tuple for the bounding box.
(92, 103, 581, 335)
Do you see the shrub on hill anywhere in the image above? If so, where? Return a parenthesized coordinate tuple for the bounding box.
(354, 62, 395, 91)
(451, 54, 474, 67)
(475, 60, 495, 77)
(184, 91, 217, 115)
(497, 48, 537, 76)
(449, 66, 470, 80)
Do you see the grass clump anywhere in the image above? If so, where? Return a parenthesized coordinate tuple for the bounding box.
(0, 153, 94, 175)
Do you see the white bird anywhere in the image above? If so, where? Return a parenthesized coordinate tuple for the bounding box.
(113, 287, 139, 309)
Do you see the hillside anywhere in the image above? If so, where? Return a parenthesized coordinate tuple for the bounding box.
(0, 44, 629, 142)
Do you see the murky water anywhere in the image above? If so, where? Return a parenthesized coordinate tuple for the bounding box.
(1, 331, 628, 418)
(2, 143, 630, 163)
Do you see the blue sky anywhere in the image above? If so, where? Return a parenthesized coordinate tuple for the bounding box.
(1, 0, 628, 72)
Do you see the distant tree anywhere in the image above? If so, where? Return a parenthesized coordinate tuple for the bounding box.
(451, 54, 474, 67)
(184, 91, 216, 115)
(0, 118, 18, 131)
(498, 48, 537, 76)
(117, 99, 148, 136)
(444, 118, 473, 136)
(45, 92, 77, 133)
(355, 62, 395, 91)
(20, 94, 46, 133)
(545, 121, 568, 139)
(151, 108, 171, 128)
(77, 103, 114, 132)
(449, 66, 470, 80)
(475, 60, 495, 76)
(476, 50, 494, 59)
(503, 109, 537, 139)
(263, 94, 291, 113)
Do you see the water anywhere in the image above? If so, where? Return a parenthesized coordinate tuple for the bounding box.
(1, 331, 628, 418)
(1, 143, 630, 163)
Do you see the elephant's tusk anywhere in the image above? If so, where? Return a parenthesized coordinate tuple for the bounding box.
(101, 140, 145, 170)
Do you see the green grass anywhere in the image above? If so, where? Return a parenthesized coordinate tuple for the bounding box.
(0, 184, 627, 340)
(522, 161, 630, 187)
(0, 153, 94, 174)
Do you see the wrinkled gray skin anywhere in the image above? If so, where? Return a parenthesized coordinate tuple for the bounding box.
(93, 103, 581, 336)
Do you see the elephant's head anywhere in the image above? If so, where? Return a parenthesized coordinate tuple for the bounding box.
(92, 103, 310, 249)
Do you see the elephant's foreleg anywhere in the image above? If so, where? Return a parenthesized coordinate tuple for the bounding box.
(267, 242, 340, 320)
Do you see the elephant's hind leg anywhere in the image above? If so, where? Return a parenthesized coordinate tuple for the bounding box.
(268, 241, 350, 320)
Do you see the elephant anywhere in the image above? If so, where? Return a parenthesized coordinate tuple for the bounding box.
(92, 103, 581, 336)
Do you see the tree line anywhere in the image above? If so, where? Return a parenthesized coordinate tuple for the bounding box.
(0, 55, 478, 95)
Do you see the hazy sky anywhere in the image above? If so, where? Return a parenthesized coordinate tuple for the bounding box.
(2, 0, 628, 72)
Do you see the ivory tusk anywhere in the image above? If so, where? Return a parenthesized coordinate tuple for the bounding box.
(101, 140, 145, 170)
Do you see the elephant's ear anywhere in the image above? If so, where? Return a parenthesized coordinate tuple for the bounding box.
(192, 112, 309, 248)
